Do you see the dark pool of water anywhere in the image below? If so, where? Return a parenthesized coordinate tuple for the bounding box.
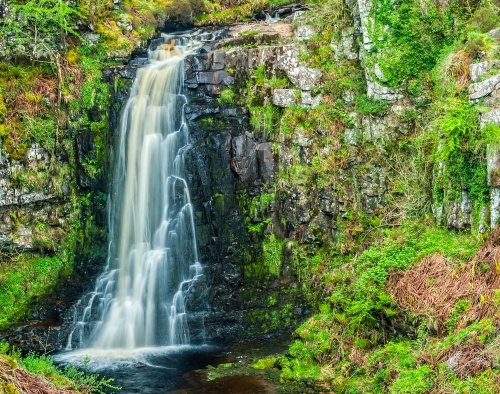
(54, 343, 278, 394)
(99, 346, 220, 393)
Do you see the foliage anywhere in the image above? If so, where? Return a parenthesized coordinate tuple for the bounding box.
(433, 95, 490, 207)
(249, 105, 280, 139)
(468, 7, 500, 34)
(369, 0, 458, 88)
(356, 94, 389, 115)
(196, 0, 294, 26)
(218, 87, 236, 105)
(252, 357, 277, 369)
(281, 221, 481, 388)
(0, 0, 81, 61)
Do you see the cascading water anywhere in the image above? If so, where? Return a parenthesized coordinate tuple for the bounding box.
(65, 36, 205, 351)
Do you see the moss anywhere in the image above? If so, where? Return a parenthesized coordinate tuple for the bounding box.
(246, 302, 294, 335)
(0, 254, 68, 330)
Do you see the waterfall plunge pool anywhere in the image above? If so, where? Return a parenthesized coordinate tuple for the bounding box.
(55, 345, 222, 393)
(53, 337, 296, 393)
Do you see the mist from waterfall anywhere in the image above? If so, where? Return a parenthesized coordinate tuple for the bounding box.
(65, 40, 203, 350)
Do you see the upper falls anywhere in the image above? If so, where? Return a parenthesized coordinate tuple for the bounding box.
(66, 38, 203, 350)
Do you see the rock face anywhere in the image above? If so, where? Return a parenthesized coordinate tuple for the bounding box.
(7, 0, 500, 353)
(2, 6, 400, 349)
(0, 62, 119, 352)
(353, 0, 403, 101)
(182, 40, 310, 342)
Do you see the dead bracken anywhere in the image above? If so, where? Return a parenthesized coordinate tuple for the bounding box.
(0, 356, 79, 394)
(387, 228, 500, 334)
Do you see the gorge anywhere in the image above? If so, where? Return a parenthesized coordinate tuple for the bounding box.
(2, 0, 500, 393)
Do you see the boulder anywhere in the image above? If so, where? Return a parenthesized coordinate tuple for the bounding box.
(480, 108, 500, 127)
(469, 61, 500, 82)
(296, 25, 314, 41)
(469, 74, 500, 102)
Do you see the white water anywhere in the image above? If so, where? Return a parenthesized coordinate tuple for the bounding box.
(65, 39, 204, 351)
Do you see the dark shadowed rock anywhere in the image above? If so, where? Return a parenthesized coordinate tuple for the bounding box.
(231, 133, 258, 187)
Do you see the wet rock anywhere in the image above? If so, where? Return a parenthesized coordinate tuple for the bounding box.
(116, 66, 137, 80)
(282, 189, 314, 225)
(231, 133, 258, 187)
(211, 50, 226, 71)
(197, 71, 234, 85)
(319, 190, 337, 215)
(256, 143, 274, 184)
(75, 130, 98, 189)
(191, 54, 209, 72)
(302, 214, 332, 244)
(129, 57, 148, 67)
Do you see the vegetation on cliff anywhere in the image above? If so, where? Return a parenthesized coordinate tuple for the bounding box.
(231, 0, 500, 392)
(3, 0, 500, 392)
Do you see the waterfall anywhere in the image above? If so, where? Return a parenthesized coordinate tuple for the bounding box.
(65, 38, 204, 350)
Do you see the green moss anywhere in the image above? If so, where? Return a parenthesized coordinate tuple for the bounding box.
(0, 255, 67, 330)
(369, 0, 458, 88)
(218, 87, 236, 105)
(252, 357, 277, 369)
(355, 94, 389, 115)
(262, 234, 283, 277)
(195, 0, 288, 26)
(247, 302, 294, 334)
